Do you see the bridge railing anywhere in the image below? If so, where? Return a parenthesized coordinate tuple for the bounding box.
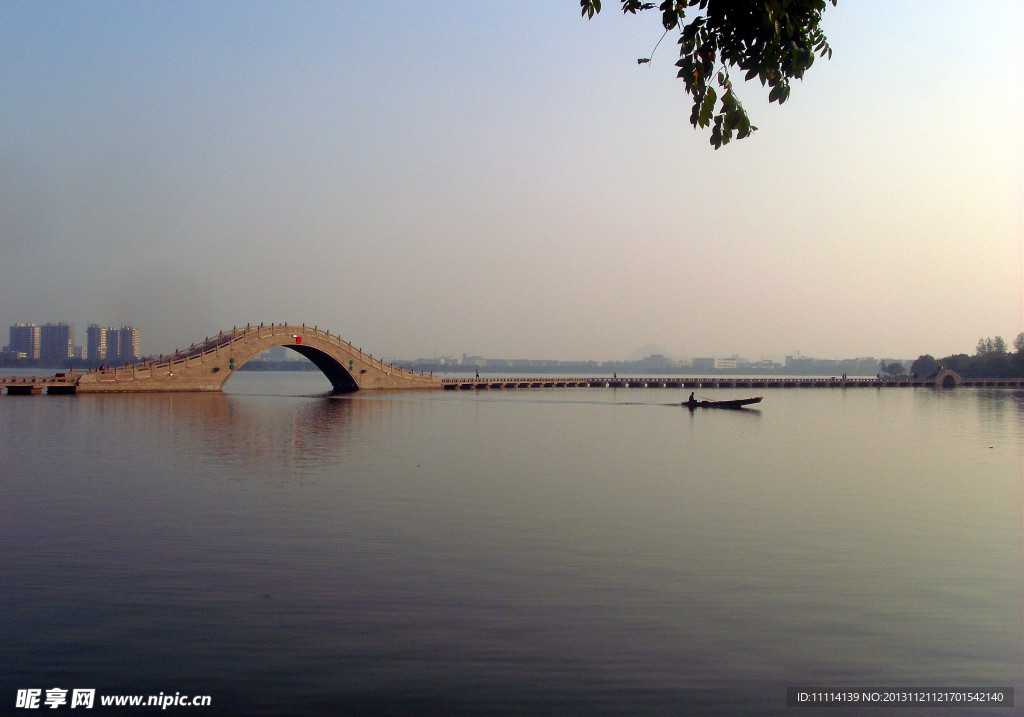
(1, 375, 77, 385)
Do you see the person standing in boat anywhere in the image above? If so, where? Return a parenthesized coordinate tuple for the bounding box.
(687, 392, 696, 406)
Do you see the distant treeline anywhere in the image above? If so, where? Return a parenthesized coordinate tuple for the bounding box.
(912, 334, 1024, 379)
(235, 339, 1024, 379)
(383, 357, 886, 377)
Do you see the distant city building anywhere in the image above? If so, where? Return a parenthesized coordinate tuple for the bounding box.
(8, 323, 41, 359)
(714, 358, 737, 369)
(640, 354, 673, 370)
(40, 322, 74, 362)
(105, 326, 141, 362)
(104, 328, 121, 361)
(692, 358, 716, 372)
(118, 326, 141, 361)
(263, 346, 301, 362)
(87, 324, 108, 361)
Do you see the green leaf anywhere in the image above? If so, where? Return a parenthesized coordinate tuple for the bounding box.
(699, 86, 716, 127)
(737, 113, 752, 139)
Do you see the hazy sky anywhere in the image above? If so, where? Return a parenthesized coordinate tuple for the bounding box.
(2, 1, 1022, 361)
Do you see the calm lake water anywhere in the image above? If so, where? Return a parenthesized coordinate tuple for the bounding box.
(2, 372, 1022, 716)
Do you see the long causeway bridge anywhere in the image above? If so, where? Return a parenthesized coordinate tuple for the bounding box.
(1, 324, 1021, 395)
(439, 374, 1021, 390)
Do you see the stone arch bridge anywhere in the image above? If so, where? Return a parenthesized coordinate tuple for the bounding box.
(74, 324, 441, 393)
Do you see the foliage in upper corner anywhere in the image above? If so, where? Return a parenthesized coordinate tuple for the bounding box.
(581, 0, 837, 148)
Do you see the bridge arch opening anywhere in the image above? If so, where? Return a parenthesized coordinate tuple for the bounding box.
(288, 345, 358, 392)
(932, 369, 962, 389)
(224, 344, 359, 393)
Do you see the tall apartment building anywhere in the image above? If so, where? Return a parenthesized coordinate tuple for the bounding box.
(39, 322, 74, 362)
(116, 326, 141, 361)
(87, 324, 108, 361)
(105, 328, 121, 361)
(8, 321, 141, 363)
(105, 326, 141, 362)
(8, 323, 41, 359)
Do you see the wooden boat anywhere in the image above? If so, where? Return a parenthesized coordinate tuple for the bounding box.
(683, 396, 762, 409)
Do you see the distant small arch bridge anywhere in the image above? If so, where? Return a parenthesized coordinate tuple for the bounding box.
(933, 369, 961, 388)
(75, 324, 441, 393)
